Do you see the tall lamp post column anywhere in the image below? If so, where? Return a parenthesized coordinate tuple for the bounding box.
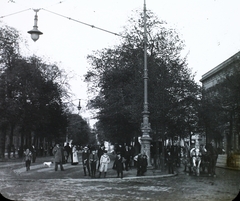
(141, 0, 152, 167)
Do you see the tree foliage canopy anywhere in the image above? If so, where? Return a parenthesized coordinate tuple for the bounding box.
(0, 24, 72, 153)
(85, 10, 201, 144)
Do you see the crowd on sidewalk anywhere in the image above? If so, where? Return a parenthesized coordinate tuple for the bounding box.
(16, 142, 150, 179)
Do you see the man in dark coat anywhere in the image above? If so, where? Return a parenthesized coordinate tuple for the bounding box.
(82, 146, 90, 176)
(166, 147, 174, 174)
(123, 145, 131, 171)
(52, 143, 64, 171)
(135, 153, 148, 176)
(89, 149, 98, 178)
(113, 152, 124, 178)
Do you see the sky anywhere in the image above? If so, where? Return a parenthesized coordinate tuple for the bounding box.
(1, 0, 240, 127)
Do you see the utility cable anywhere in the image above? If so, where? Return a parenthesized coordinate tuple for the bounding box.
(42, 8, 125, 38)
(0, 5, 129, 40)
(0, 8, 31, 19)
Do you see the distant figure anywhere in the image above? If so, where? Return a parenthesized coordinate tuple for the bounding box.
(166, 148, 174, 174)
(99, 150, 110, 178)
(24, 148, 32, 171)
(52, 143, 64, 171)
(89, 149, 98, 178)
(30, 145, 37, 163)
(113, 152, 124, 178)
(97, 144, 105, 170)
(71, 145, 79, 165)
(123, 145, 131, 171)
(64, 143, 71, 163)
(82, 146, 90, 176)
(134, 153, 148, 176)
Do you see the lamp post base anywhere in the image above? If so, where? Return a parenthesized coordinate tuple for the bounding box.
(141, 135, 152, 168)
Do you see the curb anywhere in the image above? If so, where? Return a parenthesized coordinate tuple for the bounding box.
(216, 165, 240, 171)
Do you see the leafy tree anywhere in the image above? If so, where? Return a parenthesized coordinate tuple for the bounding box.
(67, 114, 92, 146)
(0, 24, 71, 156)
(85, 10, 201, 145)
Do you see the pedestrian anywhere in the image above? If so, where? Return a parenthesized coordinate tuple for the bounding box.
(30, 144, 37, 163)
(97, 144, 105, 170)
(89, 149, 98, 178)
(123, 145, 131, 171)
(141, 154, 148, 175)
(134, 153, 148, 176)
(82, 146, 90, 176)
(129, 146, 134, 169)
(99, 150, 110, 178)
(71, 145, 79, 165)
(24, 148, 32, 171)
(113, 152, 124, 178)
(64, 143, 71, 163)
(52, 143, 64, 171)
(166, 148, 174, 174)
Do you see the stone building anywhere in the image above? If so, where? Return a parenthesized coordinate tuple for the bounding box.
(200, 51, 240, 153)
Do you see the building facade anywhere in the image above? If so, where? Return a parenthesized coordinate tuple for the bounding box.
(200, 51, 240, 153)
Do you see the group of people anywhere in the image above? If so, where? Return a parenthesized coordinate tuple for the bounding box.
(52, 143, 149, 178)
(52, 143, 112, 178)
(21, 142, 149, 178)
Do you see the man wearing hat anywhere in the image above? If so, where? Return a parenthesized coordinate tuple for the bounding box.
(89, 149, 98, 178)
(82, 146, 90, 176)
(113, 152, 124, 178)
(52, 143, 64, 171)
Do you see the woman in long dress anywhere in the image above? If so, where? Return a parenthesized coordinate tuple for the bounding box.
(72, 145, 79, 165)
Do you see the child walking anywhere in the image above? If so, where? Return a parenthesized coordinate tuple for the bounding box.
(99, 150, 110, 178)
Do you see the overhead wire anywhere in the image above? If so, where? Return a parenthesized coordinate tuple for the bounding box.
(0, 8, 31, 19)
(41, 8, 126, 38)
(0, 1, 130, 40)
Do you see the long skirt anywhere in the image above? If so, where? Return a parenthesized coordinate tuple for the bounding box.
(72, 152, 78, 165)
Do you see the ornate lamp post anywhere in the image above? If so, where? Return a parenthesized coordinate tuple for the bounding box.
(28, 9, 43, 42)
(141, 0, 152, 167)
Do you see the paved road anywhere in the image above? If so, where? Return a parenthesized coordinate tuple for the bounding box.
(0, 156, 240, 201)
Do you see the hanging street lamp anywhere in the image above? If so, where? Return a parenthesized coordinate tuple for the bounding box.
(77, 99, 82, 113)
(28, 9, 43, 42)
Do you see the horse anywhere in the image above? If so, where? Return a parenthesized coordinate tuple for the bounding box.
(190, 147, 202, 176)
(205, 143, 218, 177)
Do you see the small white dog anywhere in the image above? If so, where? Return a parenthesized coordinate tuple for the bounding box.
(43, 162, 53, 167)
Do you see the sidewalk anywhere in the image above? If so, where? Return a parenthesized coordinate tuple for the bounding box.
(216, 154, 240, 171)
(0, 155, 177, 180)
(2, 154, 239, 181)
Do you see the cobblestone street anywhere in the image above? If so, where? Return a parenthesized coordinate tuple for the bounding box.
(0, 156, 240, 201)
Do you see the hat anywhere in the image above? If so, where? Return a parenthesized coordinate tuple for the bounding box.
(84, 146, 88, 149)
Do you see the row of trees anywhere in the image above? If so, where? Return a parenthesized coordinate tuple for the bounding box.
(85, 11, 202, 145)
(0, 24, 92, 158)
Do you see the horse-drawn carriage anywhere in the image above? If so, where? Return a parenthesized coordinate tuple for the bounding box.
(181, 143, 218, 177)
